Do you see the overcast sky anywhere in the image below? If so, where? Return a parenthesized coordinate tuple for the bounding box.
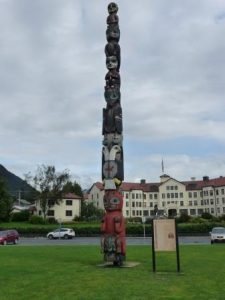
(0, 0, 225, 188)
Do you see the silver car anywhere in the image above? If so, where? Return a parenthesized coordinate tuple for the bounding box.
(47, 228, 75, 239)
(210, 227, 225, 244)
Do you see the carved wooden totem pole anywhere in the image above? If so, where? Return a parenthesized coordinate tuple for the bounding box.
(101, 2, 126, 266)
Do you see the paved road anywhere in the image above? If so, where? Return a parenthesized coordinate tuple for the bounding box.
(17, 236, 211, 246)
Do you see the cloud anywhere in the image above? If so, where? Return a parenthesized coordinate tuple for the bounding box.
(0, 0, 225, 188)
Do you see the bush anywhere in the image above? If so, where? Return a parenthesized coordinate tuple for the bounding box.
(29, 215, 45, 224)
(176, 213, 191, 223)
(201, 212, 213, 220)
(219, 214, 225, 221)
(46, 217, 57, 224)
(11, 210, 30, 222)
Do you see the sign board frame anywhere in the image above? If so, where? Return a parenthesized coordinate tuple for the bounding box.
(151, 218, 180, 272)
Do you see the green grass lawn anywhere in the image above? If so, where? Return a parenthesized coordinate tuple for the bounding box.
(0, 245, 225, 300)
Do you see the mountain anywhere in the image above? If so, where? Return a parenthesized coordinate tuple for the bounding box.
(0, 164, 35, 201)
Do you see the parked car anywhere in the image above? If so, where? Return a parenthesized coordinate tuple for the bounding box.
(210, 227, 225, 244)
(0, 230, 19, 245)
(47, 228, 75, 239)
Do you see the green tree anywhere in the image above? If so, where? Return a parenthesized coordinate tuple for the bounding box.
(80, 202, 104, 221)
(29, 165, 70, 220)
(0, 178, 13, 222)
(62, 181, 83, 198)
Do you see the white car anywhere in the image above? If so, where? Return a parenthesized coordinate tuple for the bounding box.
(47, 228, 75, 239)
(210, 227, 225, 244)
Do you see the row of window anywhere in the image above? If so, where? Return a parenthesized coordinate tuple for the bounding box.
(162, 193, 183, 199)
(127, 201, 157, 208)
(126, 207, 225, 217)
(203, 189, 225, 196)
(39, 210, 73, 217)
(47, 200, 73, 206)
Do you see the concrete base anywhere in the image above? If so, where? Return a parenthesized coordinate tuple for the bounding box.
(97, 261, 140, 268)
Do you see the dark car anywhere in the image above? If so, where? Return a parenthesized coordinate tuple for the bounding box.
(0, 230, 19, 245)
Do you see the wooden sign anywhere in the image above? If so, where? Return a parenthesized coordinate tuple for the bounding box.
(153, 219, 176, 251)
(151, 218, 180, 272)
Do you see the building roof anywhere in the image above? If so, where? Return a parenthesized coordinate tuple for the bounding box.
(63, 193, 82, 200)
(91, 176, 225, 193)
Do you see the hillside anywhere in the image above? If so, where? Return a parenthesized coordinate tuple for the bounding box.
(0, 164, 35, 200)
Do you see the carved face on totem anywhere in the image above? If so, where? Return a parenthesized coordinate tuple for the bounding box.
(105, 42, 120, 58)
(106, 56, 118, 70)
(103, 190, 123, 211)
(103, 133, 123, 148)
(106, 24, 120, 42)
(104, 86, 120, 105)
(108, 2, 118, 14)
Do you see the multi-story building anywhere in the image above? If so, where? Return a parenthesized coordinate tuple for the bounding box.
(87, 175, 225, 218)
(35, 193, 82, 222)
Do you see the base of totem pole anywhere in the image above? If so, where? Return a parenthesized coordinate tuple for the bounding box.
(97, 261, 140, 268)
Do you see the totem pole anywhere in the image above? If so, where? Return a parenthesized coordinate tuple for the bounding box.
(101, 2, 126, 266)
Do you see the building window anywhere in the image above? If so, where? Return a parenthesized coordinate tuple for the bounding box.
(198, 209, 203, 215)
(162, 193, 165, 199)
(211, 208, 214, 214)
(179, 209, 188, 215)
(132, 194, 135, 199)
(188, 192, 192, 198)
(132, 211, 135, 216)
(167, 193, 170, 199)
(222, 198, 225, 204)
(221, 189, 224, 195)
(175, 193, 178, 198)
(190, 209, 196, 215)
(126, 193, 129, 199)
(189, 201, 192, 206)
(48, 199, 55, 206)
(180, 193, 183, 198)
(217, 207, 220, 213)
(66, 200, 73, 206)
(47, 210, 54, 216)
(210, 199, 214, 205)
(149, 194, 153, 200)
(132, 202, 135, 207)
(126, 202, 129, 207)
(154, 194, 157, 199)
(66, 210, 72, 217)
(171, 193, 174, 198)
(143, 202, 146, 208)
(143, 194, 146, 200)
(193, 192, 197, 198)
(210, 190, 213, 196)
(126, 211, 129, 216)
(194, 200, 198, 206)
(38, 210, 42, 216)
(180, 201, 184, 206)
(150, 202, 153, 207)
(223, 207, 225, 213)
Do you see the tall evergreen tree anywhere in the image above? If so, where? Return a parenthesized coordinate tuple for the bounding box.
(0, 178, 13, 221)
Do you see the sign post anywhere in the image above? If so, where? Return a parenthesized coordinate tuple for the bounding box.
(152, 218, 180, 272)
